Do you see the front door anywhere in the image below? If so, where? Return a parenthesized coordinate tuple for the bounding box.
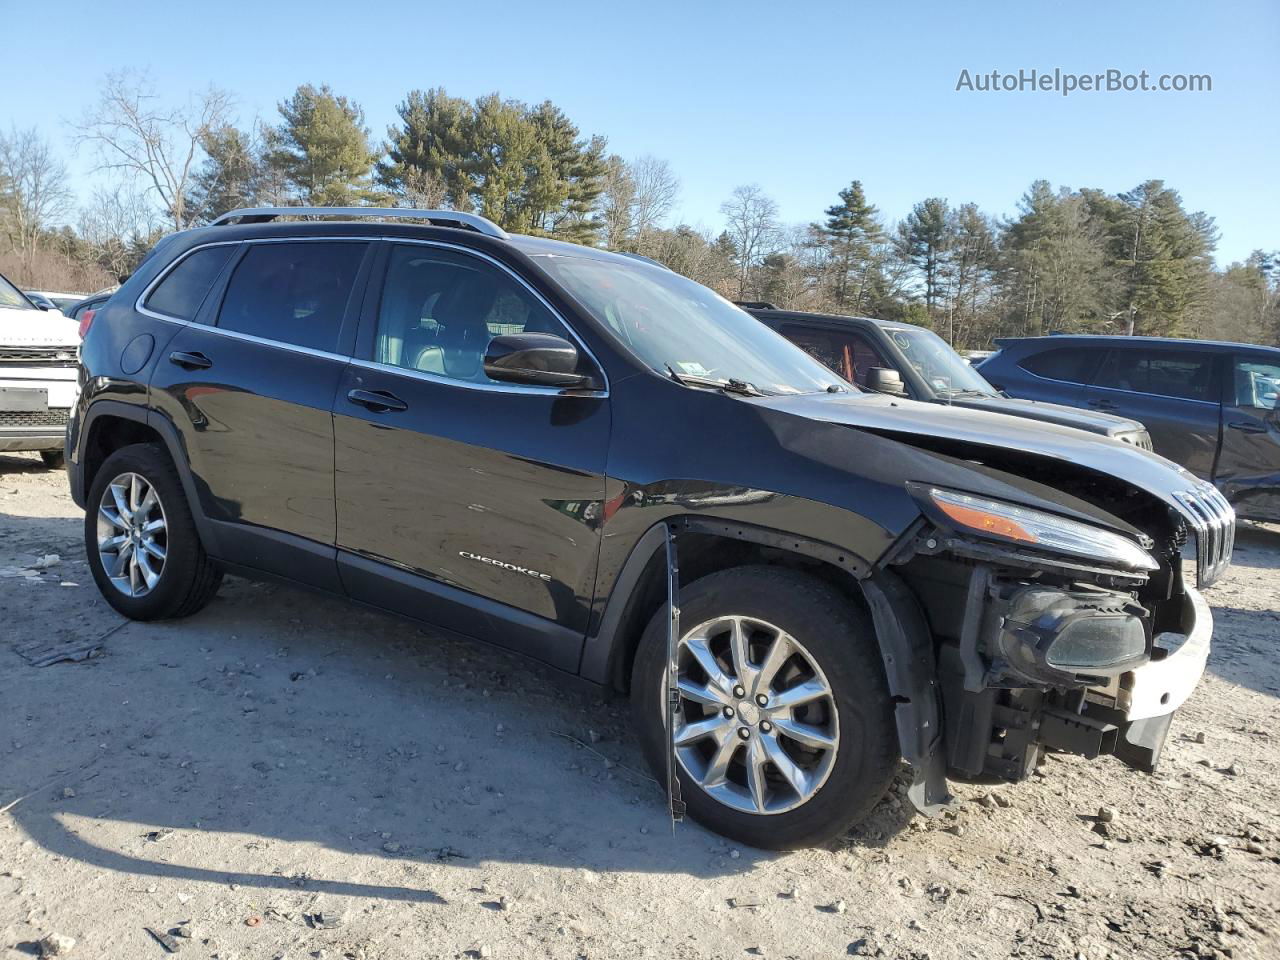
(1217, 353, 1280, 521)
(333, 242, 610, 670)
(1080, 346, 1221, 477)
(150, 239, 372, 587)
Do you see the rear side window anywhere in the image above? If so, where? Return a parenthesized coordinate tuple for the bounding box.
(144, 246, 235, 320)
(1094, 349, 1215, 402)
(216, 242, 366, 353)
(1018, 347, 1102, 384)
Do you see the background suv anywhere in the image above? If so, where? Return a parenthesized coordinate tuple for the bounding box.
(0, 270, 80, 468)
(743, 305, 1153, 448)
(979, 335, 1280, 522)
(68, 207, 1226, 849)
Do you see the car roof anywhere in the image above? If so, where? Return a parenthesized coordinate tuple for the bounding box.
(995, 334, 1280, 355)
(162, 219, 653, 270)
(747, 308, 907, 330)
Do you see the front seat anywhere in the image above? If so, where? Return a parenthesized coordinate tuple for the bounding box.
(417, 277, 497, 381)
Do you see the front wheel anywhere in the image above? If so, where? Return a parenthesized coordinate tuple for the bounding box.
(631, 566, 899, 849)
(84, 443, 222, 620)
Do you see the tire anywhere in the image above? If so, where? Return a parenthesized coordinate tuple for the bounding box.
(84, 442, 222, 620)
(631, 565, 899, 849)
(40, 450, 65, 469)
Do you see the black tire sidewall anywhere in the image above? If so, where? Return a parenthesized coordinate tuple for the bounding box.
(84, 443, 209, 620)
(631, 566, 899, 849)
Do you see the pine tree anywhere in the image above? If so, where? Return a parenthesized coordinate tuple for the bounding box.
(270, 84, 379, 206)
(895, 198, 950, 315)
(820, 180, 882, 311)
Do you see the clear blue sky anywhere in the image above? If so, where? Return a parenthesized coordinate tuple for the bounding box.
(2, 0, 1276, 264)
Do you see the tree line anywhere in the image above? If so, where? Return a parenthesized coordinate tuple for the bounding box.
(1, 71, 1276, 349)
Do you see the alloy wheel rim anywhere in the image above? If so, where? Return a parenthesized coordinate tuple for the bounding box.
(96, 472, 168, 598)
(670, 615, 839, 815)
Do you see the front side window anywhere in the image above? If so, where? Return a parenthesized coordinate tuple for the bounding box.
(374, 245, 574, 385)
(883, 326, 994, 396)
(216, 242, 366, 353)
(145, 245, 236, 320)
(1233, 357, 1280, 410)
(1094, 349, 1214, 402)
(782, 326, 889, 388)
(534, 254, 839, 395)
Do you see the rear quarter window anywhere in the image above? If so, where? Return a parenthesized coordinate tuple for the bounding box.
(1018, 347, 1104, 384)
(144, 246, 237, 320)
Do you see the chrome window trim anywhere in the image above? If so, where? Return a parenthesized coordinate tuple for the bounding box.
(368, 236, 610, 397)
(135, 240, 243, 323)
(1085, 381, 1220, 408)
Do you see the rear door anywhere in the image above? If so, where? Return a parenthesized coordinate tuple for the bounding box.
(149, 239, 373, 587)
(999, 345, 1103, 406)
(332, 241, 610, 670)
(1217, 353, 1280, 521)
(1080, 345, 1220, 477)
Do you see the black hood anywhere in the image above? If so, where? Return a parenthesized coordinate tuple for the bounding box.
(756, 392, 1205, 521)
(944, 394, 1145, 437)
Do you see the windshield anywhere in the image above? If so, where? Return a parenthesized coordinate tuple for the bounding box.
(887, 326, 995, 396)
(535, 254, 842, 395)
(0, 273, 35, 310)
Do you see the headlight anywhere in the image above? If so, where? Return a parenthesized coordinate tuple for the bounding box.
(925, 488, 1158, 572)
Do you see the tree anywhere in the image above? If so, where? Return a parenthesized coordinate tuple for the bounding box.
(0, 127, 73, 263)
(895, 198, 950, 314)
(720, 184, 779, 299)
(940, 202, 996, 346)
(819, 180, 882, 310)
(78, 183, 162, 280)
(187, 124, 267, 223)
(629, 155, 680, 237)
(1087, 180, 1216, 336)
(75, 71, 232, 230)
(380, 88, 610, 241)
(270, 84, 379, 206)
(597, 155, 637, 250)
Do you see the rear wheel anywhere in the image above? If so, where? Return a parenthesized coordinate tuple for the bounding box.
(84, 443, 222, 620)
(631, 566, 899, 849)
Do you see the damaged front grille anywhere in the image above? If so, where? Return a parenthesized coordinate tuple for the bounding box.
(1173, 486, 1235, 587)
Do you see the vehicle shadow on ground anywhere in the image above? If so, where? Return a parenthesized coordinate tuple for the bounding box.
(2, 513, 910, 904)
(0, 452, 54, 476)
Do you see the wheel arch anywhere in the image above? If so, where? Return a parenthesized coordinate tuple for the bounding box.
(75, 401, 217, 552)
(583, 515, 950, 815)
(582, 517, 873, 694)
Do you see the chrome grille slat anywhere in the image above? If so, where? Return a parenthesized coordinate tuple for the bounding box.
(1173, 485, 1235, 587)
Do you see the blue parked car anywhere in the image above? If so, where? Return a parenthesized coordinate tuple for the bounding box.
(978, 335, 1280, 523)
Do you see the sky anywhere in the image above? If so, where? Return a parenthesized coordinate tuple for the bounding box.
(1, 0, 1276, 265)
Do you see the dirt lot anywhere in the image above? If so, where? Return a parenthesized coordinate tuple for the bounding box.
(2, 451, 1278, 960)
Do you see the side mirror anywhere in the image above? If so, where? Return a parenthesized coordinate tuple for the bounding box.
(867, 366, 907, 397)
(484, 333, 602, 390)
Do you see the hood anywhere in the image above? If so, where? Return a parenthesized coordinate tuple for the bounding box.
(945, 394, 1145, 437)
(0, 303, 80, 347)
(757, 391, 1204, 519)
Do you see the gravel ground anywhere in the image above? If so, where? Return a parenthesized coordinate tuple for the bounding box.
(2, 450, 1278, 960)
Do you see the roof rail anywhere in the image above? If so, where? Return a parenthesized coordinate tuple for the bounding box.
(733, 301, 778, 311)
(210, 206, 509, 240)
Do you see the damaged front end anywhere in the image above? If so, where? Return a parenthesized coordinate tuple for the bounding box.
(889, 481, 1227, 788)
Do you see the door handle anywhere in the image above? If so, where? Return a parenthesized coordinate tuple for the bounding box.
(1227, 420, 1267, 434)
(169, 351, 213, 370)
(347, 388, 408, 413)
(1087, 398, 1118, 410)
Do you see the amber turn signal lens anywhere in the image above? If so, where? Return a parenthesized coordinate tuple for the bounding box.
(933, 499, 1038, 544)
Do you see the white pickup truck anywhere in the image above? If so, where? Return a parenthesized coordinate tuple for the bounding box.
(0, 271, 81, 469)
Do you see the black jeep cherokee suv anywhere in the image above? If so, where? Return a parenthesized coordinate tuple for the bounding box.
(68, 207, 1231, 849)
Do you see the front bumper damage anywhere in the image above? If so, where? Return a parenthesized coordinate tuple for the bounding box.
(938, 577, 1211, 784)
